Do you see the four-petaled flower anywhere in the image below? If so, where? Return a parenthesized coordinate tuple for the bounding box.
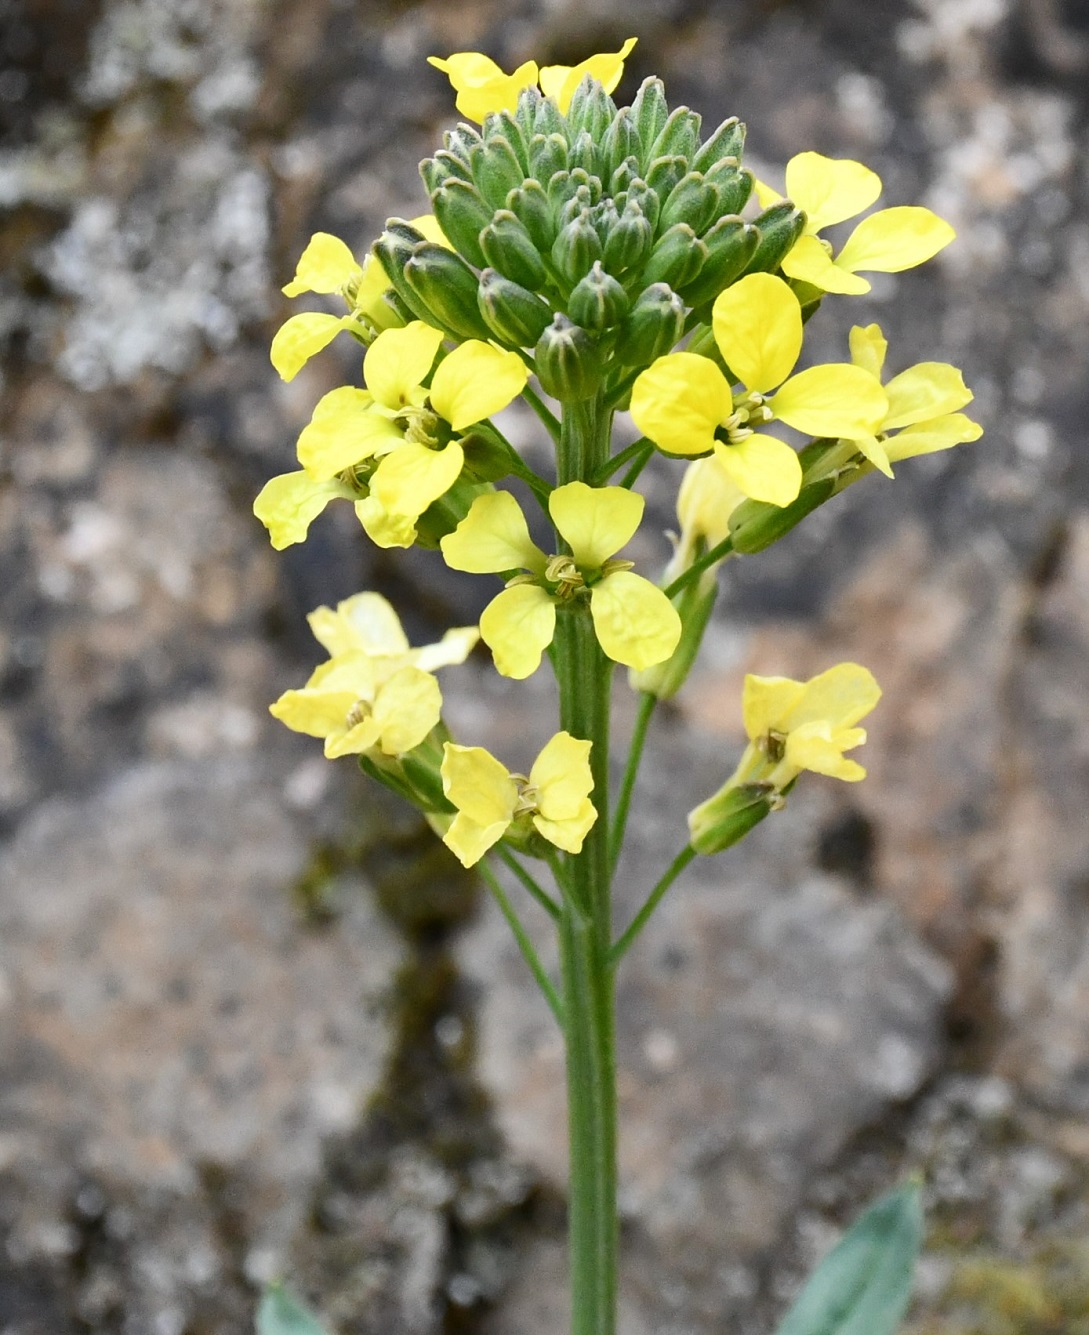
(843, 323, 983, 476)
(630, 273, 888, 507)
(269, 592, 477, 759)
(440, 482, 682, 679)
(428, 38, 637, 122)
(440, 732, 597, 866)
(755, 152, 955, 295)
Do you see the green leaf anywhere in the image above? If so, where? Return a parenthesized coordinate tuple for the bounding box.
(774, 1182, 924, 1335)
(256, 1285, 333, 1335)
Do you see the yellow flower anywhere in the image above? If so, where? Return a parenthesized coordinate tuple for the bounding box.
(842, 323, 983, 476)
(664, 457, 747, 585)
(268, 593, 476, 759)
(253, 471, 356, 550)
(440, 483, 682, 679)
(755, 152, 955, 295)
(428, 38, 637, 122)
(630, 273, 887, 507)
(439, 732, 597, 865)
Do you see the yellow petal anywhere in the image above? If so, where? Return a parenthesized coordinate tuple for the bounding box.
(771, 363, 888, 437)
(411, 626, 480, 672)
(712, 274, 802, 393)
(589, 571, 682, 669)
(540, 37, 638, 113)
(270, 312, 352, 381)
(784, 152, 882, 233)
(676, 456, 746, 549)
(253, 471, 353, 549)
(269, 687, 358, 738)
(324, 716, 382, 759)
(444, 810, 513, 866)
(529, 731, 595, 820)
(282, 232, 362, 297)
(549, 482, 643, 569)
(429, 340, 528, 431)
(753, 177, 785, 210)
(885, 413, 983, 462)
(353, 254, 401, 330)
(296, 387, 401, 480)
(849, 324, 888, 378)
(354, 496, 419, 549)
(410, 214, 451, 248)
(836, 206, 955, 275)
(429, 53, 540, 122)
(629, 351, 732, 456)
(440, 490, 545, 574)
(479, 584, 556, 679)
(852, 432, 894, 478)
(308, 592, 409, 658)
(533, 799, 597, 855)
(712, 435, 802, 507)
(371, 440, 465, 519)
(742, 674, 806, 740)
(882, 362, 973, 430)
(784, 720, 867, 781)
(363, 321, 444, 411)
(371, 665, 442, 755)
(780, 234, 872, 295)
(789, 662, 881, 731)
(441, 742, 518, 826)
(304, 651, 378, 696)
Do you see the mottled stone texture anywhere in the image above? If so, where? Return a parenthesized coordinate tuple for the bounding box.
(1, 0, 1089, 1330)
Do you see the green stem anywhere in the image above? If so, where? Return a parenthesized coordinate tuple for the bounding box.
(609, 691, 656, 878)
(609, 845, 696, 966)
(664, 534, 734, 598)
(479, 860, 564, 1027)
(554, 396, 618, 1335)
(497, 846, 562, 920)
(522, 382, 562, 444)
(592, 436, 652, 486)
(618, 442, 655, 490)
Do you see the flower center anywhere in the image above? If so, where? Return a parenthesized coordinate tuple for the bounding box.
(397, 405, 443, 447)
(723, 390, 774, 444)
(345, 699, 373, 729)
(509, 774, 539, 816)
(758, 729, 788, 763)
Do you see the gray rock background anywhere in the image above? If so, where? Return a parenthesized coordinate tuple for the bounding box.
(2, 0, 1089, 1330)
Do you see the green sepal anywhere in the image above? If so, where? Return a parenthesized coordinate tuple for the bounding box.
(613, 282, 685, 365)
(486, 109, 529, 171)
(558, 183, 595, 231)
(429, 179, 493, 269)
(659, 170, 721, 235)
(647, 105, 702, 166)
(567, 77, 616, 142)
(372, 228, 436, 325)
(642, 222, 707, 289)
(515, 85, 544, 142)
(480, 209, 548, 288)
(506, 180, 557, 252)
(689, 782, 775, 856)
(532, 92, 568, 140)
(678, 216, 759, 307)
(609, 154, 641, 197)
(528, 131, 569, 183)
(568, 261, 630, 331)
(601, 108, 641, 181)
(402, 243, 493, 341)
(704, 159, 755, 214)
(773, 1183, 924, 1335)
(728, 477, 835, 554)
(551, 210, 603, 286)
(443, 122, 483, 166)
(644, 154, 688, 207)
(568, 128, 604, 183)
(470, 136, 526, 212)
(630, 77, 670, 166)
(692, 115, 746, 172)
(743, 201, 807, 275)
(534, 313, 604, 401)
(602, 200, 653, 276)
(478, 268, 554, 347)
(458, 430, 513, 483)
(420, 149, 473, 194)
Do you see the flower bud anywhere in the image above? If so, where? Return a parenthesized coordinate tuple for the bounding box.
(487, 110, 529, 171)
(529, 131, 569, 183)
(551, 210, 603, 286)
(420, 150, 473, 194)
(443, 123, 483, 167)
(601, 108, 641, 182)
(373, 229, 435, 324)
(534, 313, 604, 401)
(506, 181, 557, 252)
(688, 782, 775, 856)
(631, 77, 670, 167)
(743, 201, 807, 276)
(645, 153, 687, 204)
(678, 216, 759, 307)
(470, 136, 526, 212)
(569, 129, 604, 182)
(725, 478, 836, 554)
(602, 200, 653, 275)
(703, 159, 755, 214)
(648, 106, 702, 166)
(613, 282, 684, 365)
(568, 261, 630, 331)
(480, 210, 548, 288)
(477, 268, 553, 347)
(609, 154, 640, 197)
(558, 183, 595, 230)
(659, 171, 720, 234)
(625, 178, 661, 232)
(533, 93, 567, 139)
(402, 243, 493, 341)
(430, 180, 493, 269)
(692, 116, 746, 172)
(515, 85, 543, 140)
(567, 78, 616, 142)
(642, 222, 707, 289)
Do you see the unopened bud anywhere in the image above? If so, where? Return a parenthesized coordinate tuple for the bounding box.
(678, 216, 759, 307)
(743, 202, 807, 276)
(692, 116, 746, 172)
(534, 314, 604, 401)
(568, 261, 630, 331)
(645, 154, 687, 203)
(487, 110, 529, 171)
(430, 180, 493, 269)
(470, 136, 526, 212)
(601, 108, 641, 181)
(614, 282, 685, 365)
(551, 210, 604, 286)
(602, 200, 653, 275)
(703, 160, 755, 215)
(529, 131, 569, 183)
(659, 171, 721, 234)
(567, 78, 616, 142)
(478, 268, 553, 347)
(631, 77, 670, 168)
(373, 229, 435, 324)
(403, 243, 493, 341)
(420, 150, 473, 194)
(480, 210, 547, 289)
(506, 181, 556, 252)
(728, 477, 835, 554)
(642, 222, 707, 289)
(569, 129, 604, 182)
(688, 782, 776, 856)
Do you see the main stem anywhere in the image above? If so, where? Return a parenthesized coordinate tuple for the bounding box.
(555, 397, 618, 1335)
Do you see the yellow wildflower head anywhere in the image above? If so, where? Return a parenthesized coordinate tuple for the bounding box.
(427, 51, 541, 122)
(439, 732, 597, 866)
(440, 483, 681, 679)
(630, 274, 887, 507)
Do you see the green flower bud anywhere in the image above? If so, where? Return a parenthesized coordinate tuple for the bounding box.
(551, 210, 603, 286)
(458, 429, 512, 483)
(506, 180, 557, 252)
(704, 159, 755, 214)
(648, 106, 702, 166)
(515, 85, 543, 141)
(558, 183, 596, 230)
(420, 150, 473, 194)
(486, 109, 529, 172)
(480, 209, 548, 288)
(430, 180, 492, 269)
(688, 782, 775, 856)
(567, 261, 630, 331)
(614, 282, 684, 365)
(443, 123, 483, 166)
(625, 178, 661, 233)
(659, 171, 720, 235)
(630, 572, 717, 700)
(692, 116, 746, 172)
(470, 136, 526, 212)
(373, 229, 436, 324)
(602, 200, 653, 275)
(569, 128, 604, 182)
(567, 78, 616, 142)
(642, 222, 707, 289)
(403, 243, 494, 341)
(478, 268, 554, 347)
(727, 477, 835, 554)
(678, 216, 759, 307)
(592, 198, 620, 244)
(743, 201, 806, 275)
(601, 108, 641, 182)
(533, 93, 568, 140)
(529, 131, 569, 182)
(645, 154, 688, 206)
(534, 313, 604, 401)
(631, 77, 670, 166)
(609, 154, 640, 197)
